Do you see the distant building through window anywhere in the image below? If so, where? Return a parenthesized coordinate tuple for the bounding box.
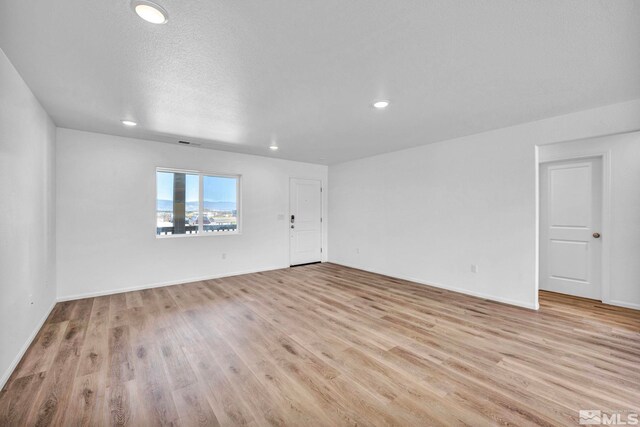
(156, 168, 240, 236)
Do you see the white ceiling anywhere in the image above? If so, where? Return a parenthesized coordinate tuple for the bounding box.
(1, 1, 639, 165)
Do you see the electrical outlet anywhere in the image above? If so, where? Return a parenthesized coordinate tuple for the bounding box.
(222, 253, 227, 260)
(471, 264, 479, 273)
(355, 248, 360, 254)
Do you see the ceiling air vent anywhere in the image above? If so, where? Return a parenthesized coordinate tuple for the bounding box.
(178, 140, 200, 147)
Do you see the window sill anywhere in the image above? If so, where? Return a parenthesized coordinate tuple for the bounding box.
(156, 231, 242, 239)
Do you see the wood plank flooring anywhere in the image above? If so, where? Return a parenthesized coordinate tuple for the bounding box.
(1, 263, 639, 426)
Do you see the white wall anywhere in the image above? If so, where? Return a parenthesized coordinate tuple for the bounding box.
(539, 132, 640, 309)
(329, 99, 640, 309)
(0, 49, 57, 388)
(56, 128, 328, 300)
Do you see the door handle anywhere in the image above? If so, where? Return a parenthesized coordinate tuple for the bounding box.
(290, 214, 295, 224)
(593, 232, 601, 238)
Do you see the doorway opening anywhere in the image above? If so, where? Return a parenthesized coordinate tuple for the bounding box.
(538, 153, 610, 305)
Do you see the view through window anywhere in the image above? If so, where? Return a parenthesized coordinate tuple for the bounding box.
(156, 169, 239, 236)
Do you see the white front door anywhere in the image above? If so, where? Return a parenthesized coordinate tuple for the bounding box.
(540, 158, 602, 300)
(290, 178, 322, 266)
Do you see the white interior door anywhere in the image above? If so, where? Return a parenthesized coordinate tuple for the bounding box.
(290, 178, 322, 266)
(540, 158, 602, 300)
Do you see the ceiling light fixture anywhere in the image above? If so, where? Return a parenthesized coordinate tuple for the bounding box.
(131, 1, 168, 24)
(269, 145, 279, 151)
(121, 120, 137, 126)
(373, 100, 390, 109)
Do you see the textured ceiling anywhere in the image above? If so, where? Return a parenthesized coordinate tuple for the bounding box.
(1, 0, 639, 164)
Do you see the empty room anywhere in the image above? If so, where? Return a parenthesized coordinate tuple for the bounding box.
(1, 1, 639, 426)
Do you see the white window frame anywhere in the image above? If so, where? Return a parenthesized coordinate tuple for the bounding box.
(155, 167, 242, 238)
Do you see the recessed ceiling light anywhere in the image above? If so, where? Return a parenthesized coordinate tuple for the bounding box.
(121, 120, 137, 126)
(373, 100, 390, 109)
(269, 145, 279, 151)
(131, 1, 168, 24)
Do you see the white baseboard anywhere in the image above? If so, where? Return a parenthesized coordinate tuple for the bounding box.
(330, 262, 539, 310)
(1, 299, 57, 391)
(56, 265, 287, 302)
(607, 299, 640, 311)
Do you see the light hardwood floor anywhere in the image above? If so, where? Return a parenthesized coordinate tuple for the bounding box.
(1, 263, 639, 426)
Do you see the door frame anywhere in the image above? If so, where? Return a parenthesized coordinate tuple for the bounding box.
(289, 177, 324, 266)
(535, 150, 612, 306)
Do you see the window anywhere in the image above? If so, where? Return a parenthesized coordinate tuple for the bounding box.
(156, 168, 240, 236)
